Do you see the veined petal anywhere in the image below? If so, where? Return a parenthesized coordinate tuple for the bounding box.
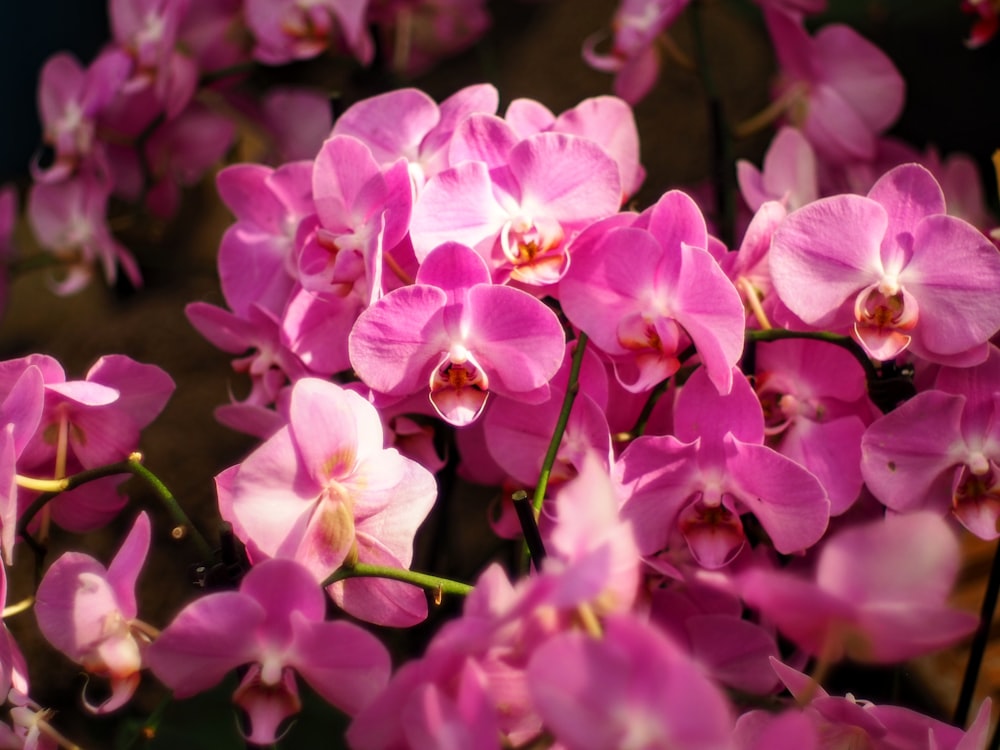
(902, 214, 1000, 358)
(617, 435, 701, 556)
(860, 390, 967, 514)
(726, 439, 830, 554)
(289, 615, 391, 716)
(770, 194, 887, 326)
(288, 379, 365, 483)
(145, 591, 265, 697)
(464, 284, 566, 397)
(349, 285, 449, 395)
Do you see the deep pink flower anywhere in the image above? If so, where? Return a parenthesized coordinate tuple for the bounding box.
(110, 0, 198, 117)
(738, 512, 977, 663)
(737, 660, 992, 750)
(736, 126, 818, 213)
(331, 84, 499, 186)
(33, 51, 130, 182)
(349, 242, 566, 426)
(244, 0, 372, 64)
(560, 190, 745, 394)
(583, 0, 692, 104)
(504, 95, 645, 200)
(527, 613, 735, 750)
(617, 366, 830, 568)
(861, 343, 1000, 538)
(763, 9, 904, 162)
(770, 163, 1000, 364)
(3, 354, 174, 534)
(410, 124, 622, 285)
(35, 512, 153, 713)
(27, 175, 141, 294)
(146, 558, 391, 745)
(0, 365, 45, 564)
(218, 377, 437, 626)
(754, 338, 874, 514)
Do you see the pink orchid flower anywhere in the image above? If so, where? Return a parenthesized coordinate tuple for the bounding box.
(34, 512, 153, 714)
(146, 558, 391, 745)
(617, 366, 830, 568)
(214, 159, 314, 318)
(244, 0, 372, 65)
(560, 189, 745, 394)
(349, 242, 566, 426)
(296, 134, 412, 304)
(770, 163, 1000, 365)
(763, 9, 904, 163)
(331, 84, 499, 186)
(0, 365, 45, 564)
(27, 175, 142, 295)
(737, 660, 992, 750)
(738, 512, 977, 663)
(754, 338, 875, 514)
(504, 95, 646, 201)
(33, 51, 130, 183)
(862, 344, 1000, 538)
(583, 0, 692, 104)
(736, 126, 819, 213)
(1, 354, 174, 534)
(410, 122, 622, 285)
(527, 613, 735, 750)
(218, 377, 437, 626)
(110, 0, 198, 118)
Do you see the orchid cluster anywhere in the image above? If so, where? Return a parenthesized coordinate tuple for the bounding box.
(0, 0, 999, 748)
(11, 0, 498, 299)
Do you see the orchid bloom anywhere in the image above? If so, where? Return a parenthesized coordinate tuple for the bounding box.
(349, 242, 566, 426)
(244, 0, 372, 65)
(218, 377, 437, 626)
(34, 513, 154, 713)
(617, 366, 830, 568)
(738, 512, 977, 663)
(770, 163, 1000, 365)
(560, 189, 745, 395)
(861, 344, 1000, 538)
(146, 558, 391, 745)
(763, 9, 904, 163)
(410, 122, 622, 285)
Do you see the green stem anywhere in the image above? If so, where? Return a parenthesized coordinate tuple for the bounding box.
(17, 454, 213, 560)
(745, 328, 879, 384)
(631, 377, 672, 438)
(532, 333, 589, 518)
(127, 456, 214, 559)
(323, 562, 473, 597)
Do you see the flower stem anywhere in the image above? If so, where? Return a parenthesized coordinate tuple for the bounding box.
(126, 454, 214, 559)
(954, 538, 1000, 727)
(532, 333, 588, 518)
(745, 328, 880, 386)
(17, 453, 213, 560)
(323, 562, 473, 598)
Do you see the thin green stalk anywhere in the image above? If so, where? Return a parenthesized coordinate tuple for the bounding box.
(126, 455, 213, 559)
(17, 454, 213, 560)
(323, 562, 473, 597)
(532, 333, 589, 518)
(745, 328, 879, 384)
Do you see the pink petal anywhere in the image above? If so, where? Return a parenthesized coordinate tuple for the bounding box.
(145, 592, 264, 697)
